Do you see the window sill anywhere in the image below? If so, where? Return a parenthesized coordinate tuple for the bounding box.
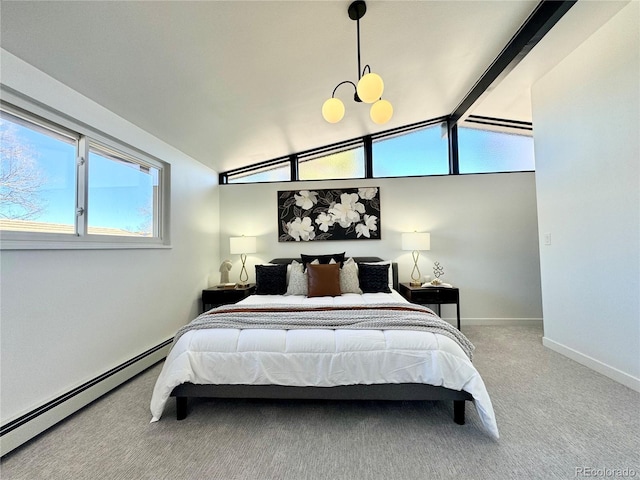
(0, 235, 171, 250)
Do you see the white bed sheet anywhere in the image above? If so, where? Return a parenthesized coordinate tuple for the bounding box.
(150, 290, 499, 438)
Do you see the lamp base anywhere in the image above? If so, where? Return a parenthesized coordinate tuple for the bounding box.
(410, 280, 422, 287)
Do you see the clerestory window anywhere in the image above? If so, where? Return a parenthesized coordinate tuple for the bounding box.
(372, 123, 449, 177)
(458, 126, 534, 174)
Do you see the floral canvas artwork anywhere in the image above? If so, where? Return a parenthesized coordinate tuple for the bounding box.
(278, 187, 381, 242)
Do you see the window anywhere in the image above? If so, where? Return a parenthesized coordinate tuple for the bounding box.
(458, 127, 534, 174)
(372, 123, 449, 177)
(216, 117, 534, 183)
(0, 100, 169, 249)
(1, 110, 78, 234)
(87, 144, 160, 237)
(227, 160, 290, 184)
(298, 146, 364, 180)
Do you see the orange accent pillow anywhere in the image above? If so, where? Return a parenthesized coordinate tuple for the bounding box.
(307, 263, 341, 297)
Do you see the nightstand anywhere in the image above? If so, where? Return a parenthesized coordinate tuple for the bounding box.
(399, 282, 461, 330)
(201, 284, 255, 313)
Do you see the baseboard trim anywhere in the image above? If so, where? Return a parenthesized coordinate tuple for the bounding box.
(0, 339, 172, 457)
(542, 337, 640, 393)
(446, 318, 543, 327)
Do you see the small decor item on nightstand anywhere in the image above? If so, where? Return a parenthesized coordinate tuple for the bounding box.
(219, 260, 232, 285)
(430, 262, 445, 286)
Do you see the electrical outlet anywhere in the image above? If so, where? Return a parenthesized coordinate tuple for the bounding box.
(543, 233, 551, 245)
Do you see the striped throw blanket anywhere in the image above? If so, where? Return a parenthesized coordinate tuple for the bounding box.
(173, 303, 474, 360)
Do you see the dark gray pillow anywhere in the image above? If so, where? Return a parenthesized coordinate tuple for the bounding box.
(358, 263, 391, 293)
(255, 264, 287, 295)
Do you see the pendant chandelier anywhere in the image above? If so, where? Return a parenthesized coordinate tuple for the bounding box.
(322, 1, 393, 125)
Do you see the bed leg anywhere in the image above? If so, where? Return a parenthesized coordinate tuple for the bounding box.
(453, 400, 466, 425)
(176, 397, 188, 420)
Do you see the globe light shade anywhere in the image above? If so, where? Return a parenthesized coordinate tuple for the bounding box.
(370, 99, 393, 125)
(356, 72, 384, 103)
(322, 97, 345, 123)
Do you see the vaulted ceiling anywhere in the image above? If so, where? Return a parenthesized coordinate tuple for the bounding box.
(0, 1, 628, 173)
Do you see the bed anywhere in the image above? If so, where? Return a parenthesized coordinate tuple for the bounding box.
(150, 256, 498, 439)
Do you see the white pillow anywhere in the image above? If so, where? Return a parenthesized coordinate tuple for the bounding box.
(285, 260, 306, 295)
(340, 257, 362, 294)
(285, 259, 318, 296)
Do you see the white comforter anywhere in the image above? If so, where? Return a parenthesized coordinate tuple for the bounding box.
(150, 291, 499, 438)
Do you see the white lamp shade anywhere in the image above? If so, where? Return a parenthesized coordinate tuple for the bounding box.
(370, 99, 393, 125)
(356, 72, 384, 104)
(322, 97, 345, 123)
(402, 232, 431, 251)
(229, 236, 257, 254)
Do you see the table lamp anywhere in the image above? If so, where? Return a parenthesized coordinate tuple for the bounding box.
(402, 232, 431, 286)
(229, 236, 257, 287)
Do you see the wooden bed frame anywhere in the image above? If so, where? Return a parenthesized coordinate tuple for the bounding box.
(170, 257, 473, 425)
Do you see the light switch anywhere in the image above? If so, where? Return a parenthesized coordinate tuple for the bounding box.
(543, 233, 551, 245)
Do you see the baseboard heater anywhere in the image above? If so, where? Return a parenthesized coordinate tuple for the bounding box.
(0, 339, 172, 457)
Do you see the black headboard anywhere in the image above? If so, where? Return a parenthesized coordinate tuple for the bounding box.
(269, 257, 399, 291)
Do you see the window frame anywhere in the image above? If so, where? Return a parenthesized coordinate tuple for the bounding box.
(219, 115, 534, 184)
(0, 90, 171, 250)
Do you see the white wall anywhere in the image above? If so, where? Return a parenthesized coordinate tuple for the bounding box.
(0, 52, 221, 425)
(532, 1, 639, 390)
(219, 173, 543, 324)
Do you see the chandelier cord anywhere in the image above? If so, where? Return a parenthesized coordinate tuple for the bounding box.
(356, 16, 362, 81)
(355, 18, 372, 81)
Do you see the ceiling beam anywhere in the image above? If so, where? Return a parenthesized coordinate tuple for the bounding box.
(449, 0, 577, 124)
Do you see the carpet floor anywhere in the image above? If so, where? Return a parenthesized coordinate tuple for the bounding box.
(1, 325, 638, 480)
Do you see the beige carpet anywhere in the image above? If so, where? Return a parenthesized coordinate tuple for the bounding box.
(2, 325, 638, 480)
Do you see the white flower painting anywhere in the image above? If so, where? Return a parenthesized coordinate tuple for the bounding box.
(286, 217, 316, 241)
(278, 187, 381, 242)
(294, 190, 318, 210)
(355, 214, 378, 238)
